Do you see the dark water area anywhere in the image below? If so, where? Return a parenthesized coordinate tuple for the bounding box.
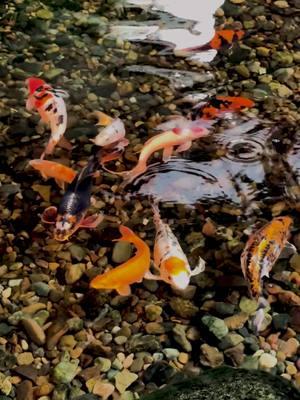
(0, 0, 300, 399)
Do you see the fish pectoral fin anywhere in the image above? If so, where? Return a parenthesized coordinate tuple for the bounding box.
(144, 271, 162, 281)
(40, 171, 49, 180)
(191, 257, 206, 276)
(79, 214, 103, 229)
(117, 285, 131, 296)
(162, 146, 174, 162)
(58, 136, 72, 151)
(279, 241, 297, 259)
(41, 206, 57, 224)
(176, 141, 192, 153)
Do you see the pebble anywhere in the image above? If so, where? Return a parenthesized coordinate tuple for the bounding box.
(163, 348, 180, 360)
(278, 338, 299, 357)
(31, 282, 50, 297)
(259, 353, 278, 369)
(202, 316, 229, 340)
(219, 333, 244, 350)
(145, 304, 163, 321)
(129, 358, 144, 373)
(200, 344, 224, 368)
(16, 352, 34, 366)
(112, 241, 132, 263)
(143, 361, 176, 385)
(53, 359, 79, 383)
(239, 297, 258, 314)
(92, 382, 115, 400)
(22, 318, 46, 346)
(115, 369, 138, 394)
(224, 313, 249, 330)
(95, 357, 112, 372)
(16, 380, 33, 400)
(173, 324, 192, 352)
(170, 297, 199, 318)
(274, 0, 289, 7)
(65, 263, 85, 284)
(224, 343, 245, 367)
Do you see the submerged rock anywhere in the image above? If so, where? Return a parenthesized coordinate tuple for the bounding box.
(141, 367, 300, 399)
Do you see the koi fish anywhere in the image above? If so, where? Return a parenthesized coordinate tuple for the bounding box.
(29, 159, 76, 189)
(192, 95, 255, 120)
(180, 29, 244, 53)
(90, 111, 129, 148)
(105, 121, 210, 183)
(90, 225, 151, 296)
(241, 216, 294, 333)
(145, 204, 205, 290)
(41, 155, 103, 241)
(241, 216, 293, 300)
(26, 77, 69, 158)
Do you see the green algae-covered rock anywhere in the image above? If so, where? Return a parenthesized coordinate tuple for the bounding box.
(141, 367, 300, 400)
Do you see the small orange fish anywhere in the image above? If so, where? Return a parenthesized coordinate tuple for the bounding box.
(210, 29, 244, 50)
(90, 225, 151, 296)
(193, 95, 255, 120)
(241, 216, 293, 301)
(29, 159, 76, 189)
(179, 29, 244, 53)
(104, 120, 210, 183)
(145, 204, 205, 290)
(26, 77, 69, 158)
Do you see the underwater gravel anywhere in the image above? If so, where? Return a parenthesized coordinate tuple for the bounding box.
(0, 0, 300, 399)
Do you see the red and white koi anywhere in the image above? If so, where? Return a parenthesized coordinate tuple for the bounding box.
(26, 77, 69, 158)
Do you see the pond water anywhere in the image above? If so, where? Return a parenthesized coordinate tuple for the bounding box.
(0, 0, 300, 399)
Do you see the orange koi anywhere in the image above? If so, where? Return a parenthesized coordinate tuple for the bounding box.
(105, 120, 210, 183)
(29, 159, 76, 189)
(193, 95, 255, 120)
(26, 77, 69, 158)
(241, 216, 294, 333)
(145, 204, 205, 290)
(241, 216, 293, 301)
(90, 225, 151, 296)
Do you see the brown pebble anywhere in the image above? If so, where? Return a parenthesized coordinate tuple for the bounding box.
(17, 352, 34, 366)
(178, 352, 189, 364)
(22, 318, 46, 346)
(279, 338, 299, 358)
(224, 313, 248, 330)
(16, 380, 33, 400)
(14, 365, 38, 383)
(21, 303, 46, 315)
(78, 366, 102, 381)
(34, 382, 54, 397)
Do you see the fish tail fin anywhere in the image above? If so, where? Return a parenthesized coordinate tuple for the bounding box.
(43, 138, 57, 156)
(151, 202, 161, 223)
(117, 225, 136, 242)
(93, 111, 113, 126)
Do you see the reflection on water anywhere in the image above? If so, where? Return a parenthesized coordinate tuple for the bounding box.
(109, 0, 225, 62)
(129, 119, 297, 209)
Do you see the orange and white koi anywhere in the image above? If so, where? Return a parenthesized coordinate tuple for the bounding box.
(90, 225, 151, 296)
(145, 204, 205, 290)
(106, 120, 210, 183)
(26, 77, 69, 158)
(29, 159, 76, 189)
(41, 155, 103, 241)
(192, 95, 255, 120)
(241, 216, 294, 333)
(241, 216, 294, 300)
